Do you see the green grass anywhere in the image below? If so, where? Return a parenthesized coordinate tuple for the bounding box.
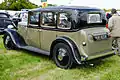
(0, 36, 120, 80)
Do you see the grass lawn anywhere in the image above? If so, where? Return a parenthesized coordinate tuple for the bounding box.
(0, 36, 120, 80)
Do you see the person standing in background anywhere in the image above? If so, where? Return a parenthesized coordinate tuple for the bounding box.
(106, 13, 112, 20)
(108, 8, 120, 55)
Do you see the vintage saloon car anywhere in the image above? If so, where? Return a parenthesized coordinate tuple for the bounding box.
(0, 12, 16, 34)
(3, 6, 114, 69)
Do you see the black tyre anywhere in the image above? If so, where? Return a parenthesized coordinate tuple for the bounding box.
(3, 34, 17, 50)
(53, 43, 74, 69)
(112, 39, 118, 50)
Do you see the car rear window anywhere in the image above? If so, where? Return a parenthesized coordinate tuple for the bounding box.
(77, 9, 106, 28)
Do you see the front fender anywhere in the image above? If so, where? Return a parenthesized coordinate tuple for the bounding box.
(3, 29, 26, 48)
(50, 36, 81, 64)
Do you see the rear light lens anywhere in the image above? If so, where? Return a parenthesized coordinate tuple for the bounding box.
(106, 24, 110, 33)
(106, 24, 108, 28)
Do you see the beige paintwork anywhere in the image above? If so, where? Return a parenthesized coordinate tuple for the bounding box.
(54, 27, 113, 60)
(77, 27, 113, 60)
(17, 19, 113, 62)
(17, 23, 113, 61)
(40, 30, 56, 51)
(26, 28, 40, 48)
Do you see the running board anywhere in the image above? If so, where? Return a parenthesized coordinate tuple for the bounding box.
(20, 46, 50, 56)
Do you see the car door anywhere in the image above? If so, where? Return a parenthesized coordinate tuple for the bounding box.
(26, 11, 41, 48)
(40, 11, 57, 51)
(17, 22, 28, 42)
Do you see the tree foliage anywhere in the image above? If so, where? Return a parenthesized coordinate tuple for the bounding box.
(0, 0, 38, 10)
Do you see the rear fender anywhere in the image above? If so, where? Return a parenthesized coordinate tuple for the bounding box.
(50, 36, 81, 64)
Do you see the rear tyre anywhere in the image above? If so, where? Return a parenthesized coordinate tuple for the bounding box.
(53, 43, 74, 69)
(3, 34, 17, 50)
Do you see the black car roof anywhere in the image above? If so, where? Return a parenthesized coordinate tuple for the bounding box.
(31, 6, 101, 12)
(0, 12, 10, 16)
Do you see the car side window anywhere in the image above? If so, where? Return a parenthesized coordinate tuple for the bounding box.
(29, 12, 40, 25)
(41, 12, 56, 28)
(58, 13, 71, 29)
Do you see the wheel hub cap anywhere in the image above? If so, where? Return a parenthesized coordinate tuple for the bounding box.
(5, 36, 10, 45)
(58, 48, 67, 61)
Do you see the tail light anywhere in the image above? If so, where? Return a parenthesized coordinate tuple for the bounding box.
(106, 24, 108, 28)
(106, 24, 111, 37)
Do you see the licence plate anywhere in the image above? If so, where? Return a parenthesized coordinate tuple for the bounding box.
(93, 34, 108, 41)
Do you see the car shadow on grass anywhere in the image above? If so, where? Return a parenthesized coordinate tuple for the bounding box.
(17, 48, 54, 65)
(15, 48, 116, 70)
(75, 55, 115, 69)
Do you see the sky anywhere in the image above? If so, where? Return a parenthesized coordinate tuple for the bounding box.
(29, 0, 120, 9)
(0, 0, 120, 9)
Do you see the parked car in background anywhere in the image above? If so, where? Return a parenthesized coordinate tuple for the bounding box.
(0, 12, 16, 34)
(11, 10, 28, 26)
(3, 6, 114, 69)
(11, 11, 21, 26)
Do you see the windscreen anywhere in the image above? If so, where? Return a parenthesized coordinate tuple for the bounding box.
(77, 9, 106, 28)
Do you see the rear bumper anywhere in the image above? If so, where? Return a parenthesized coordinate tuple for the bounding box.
(81, 50, 115, 61)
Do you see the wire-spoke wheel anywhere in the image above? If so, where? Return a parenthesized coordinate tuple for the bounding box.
(53, 43, 74, 69)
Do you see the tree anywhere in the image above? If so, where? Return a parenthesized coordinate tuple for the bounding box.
(0, 0, 38, 10)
